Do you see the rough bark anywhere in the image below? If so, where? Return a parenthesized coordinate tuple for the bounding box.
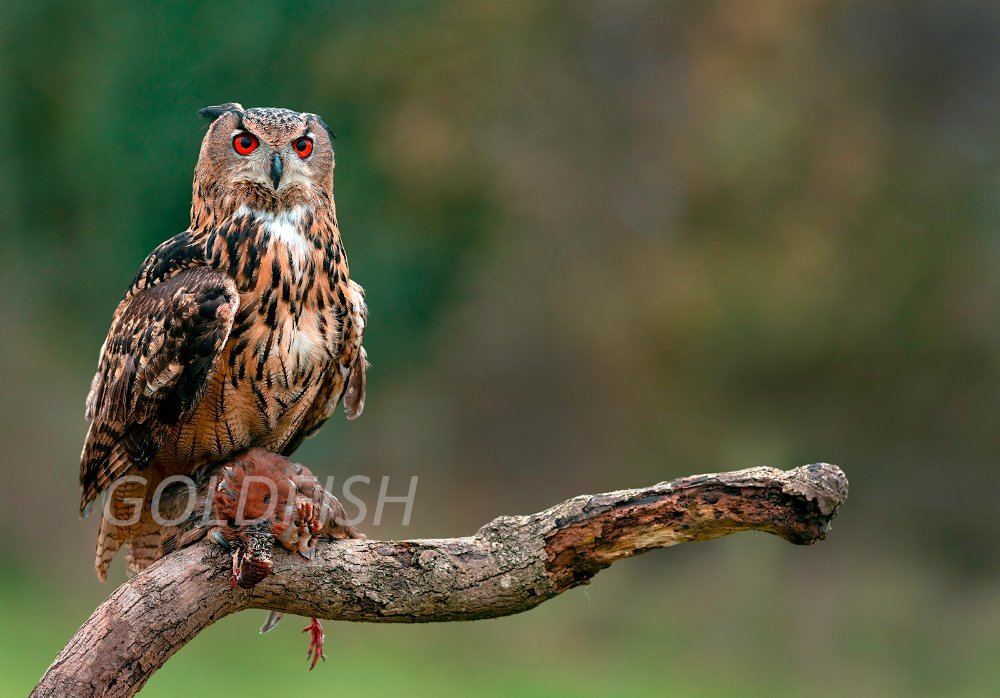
(33, 462, 847, 697)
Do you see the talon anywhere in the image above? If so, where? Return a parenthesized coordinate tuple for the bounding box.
(210, 529, 231, 551)
(302, 617, 325, 670)
(296, 530, 316, 559)
(230, 548, 243, 589)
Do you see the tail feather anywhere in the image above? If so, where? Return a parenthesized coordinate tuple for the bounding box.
(94, 516, 123, 582)
(93, 476, 161, 580)
(125, 521, 163, 576)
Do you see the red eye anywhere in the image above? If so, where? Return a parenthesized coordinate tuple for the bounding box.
(293, 137, 313, 159)
(233, 133, 259, 155)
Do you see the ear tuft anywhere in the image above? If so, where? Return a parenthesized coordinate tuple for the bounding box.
(311, 115, 336, 141)
(198, 102, 244, 123)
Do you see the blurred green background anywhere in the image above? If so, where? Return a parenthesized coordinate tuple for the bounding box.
(1, 1, 999, 696)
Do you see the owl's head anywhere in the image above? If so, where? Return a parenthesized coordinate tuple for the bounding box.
(193, 102, 335, 216)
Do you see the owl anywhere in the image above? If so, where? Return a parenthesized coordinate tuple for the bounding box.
(80, 103, 368, 581)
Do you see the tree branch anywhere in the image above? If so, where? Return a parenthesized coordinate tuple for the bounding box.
(33, 463, 847, 697)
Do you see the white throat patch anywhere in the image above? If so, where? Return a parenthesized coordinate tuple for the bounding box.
(236, 205, 311, 268)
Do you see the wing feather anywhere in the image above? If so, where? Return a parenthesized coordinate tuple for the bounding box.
(80, 267, 238, 513)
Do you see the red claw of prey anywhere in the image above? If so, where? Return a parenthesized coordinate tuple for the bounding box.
(303, 617, 325, 670)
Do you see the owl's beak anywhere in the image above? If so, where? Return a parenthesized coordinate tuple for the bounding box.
(271, 153, 283, 190)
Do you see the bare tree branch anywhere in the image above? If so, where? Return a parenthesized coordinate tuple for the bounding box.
(33, 463, 847, 698)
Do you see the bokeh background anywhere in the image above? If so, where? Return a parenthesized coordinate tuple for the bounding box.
(1, 1, 998, 696)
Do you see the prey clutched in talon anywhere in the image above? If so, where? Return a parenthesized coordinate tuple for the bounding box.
(173, 450, 365, 668)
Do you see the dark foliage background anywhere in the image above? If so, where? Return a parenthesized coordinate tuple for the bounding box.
(1, 1, 997, 695)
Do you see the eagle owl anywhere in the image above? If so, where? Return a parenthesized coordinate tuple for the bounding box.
(80, 103, 368, 581)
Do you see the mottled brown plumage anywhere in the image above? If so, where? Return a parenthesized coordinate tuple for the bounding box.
(81, 103, 368, 580)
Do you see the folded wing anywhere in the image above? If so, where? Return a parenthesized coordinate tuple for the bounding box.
(80, 267, 239, 513)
